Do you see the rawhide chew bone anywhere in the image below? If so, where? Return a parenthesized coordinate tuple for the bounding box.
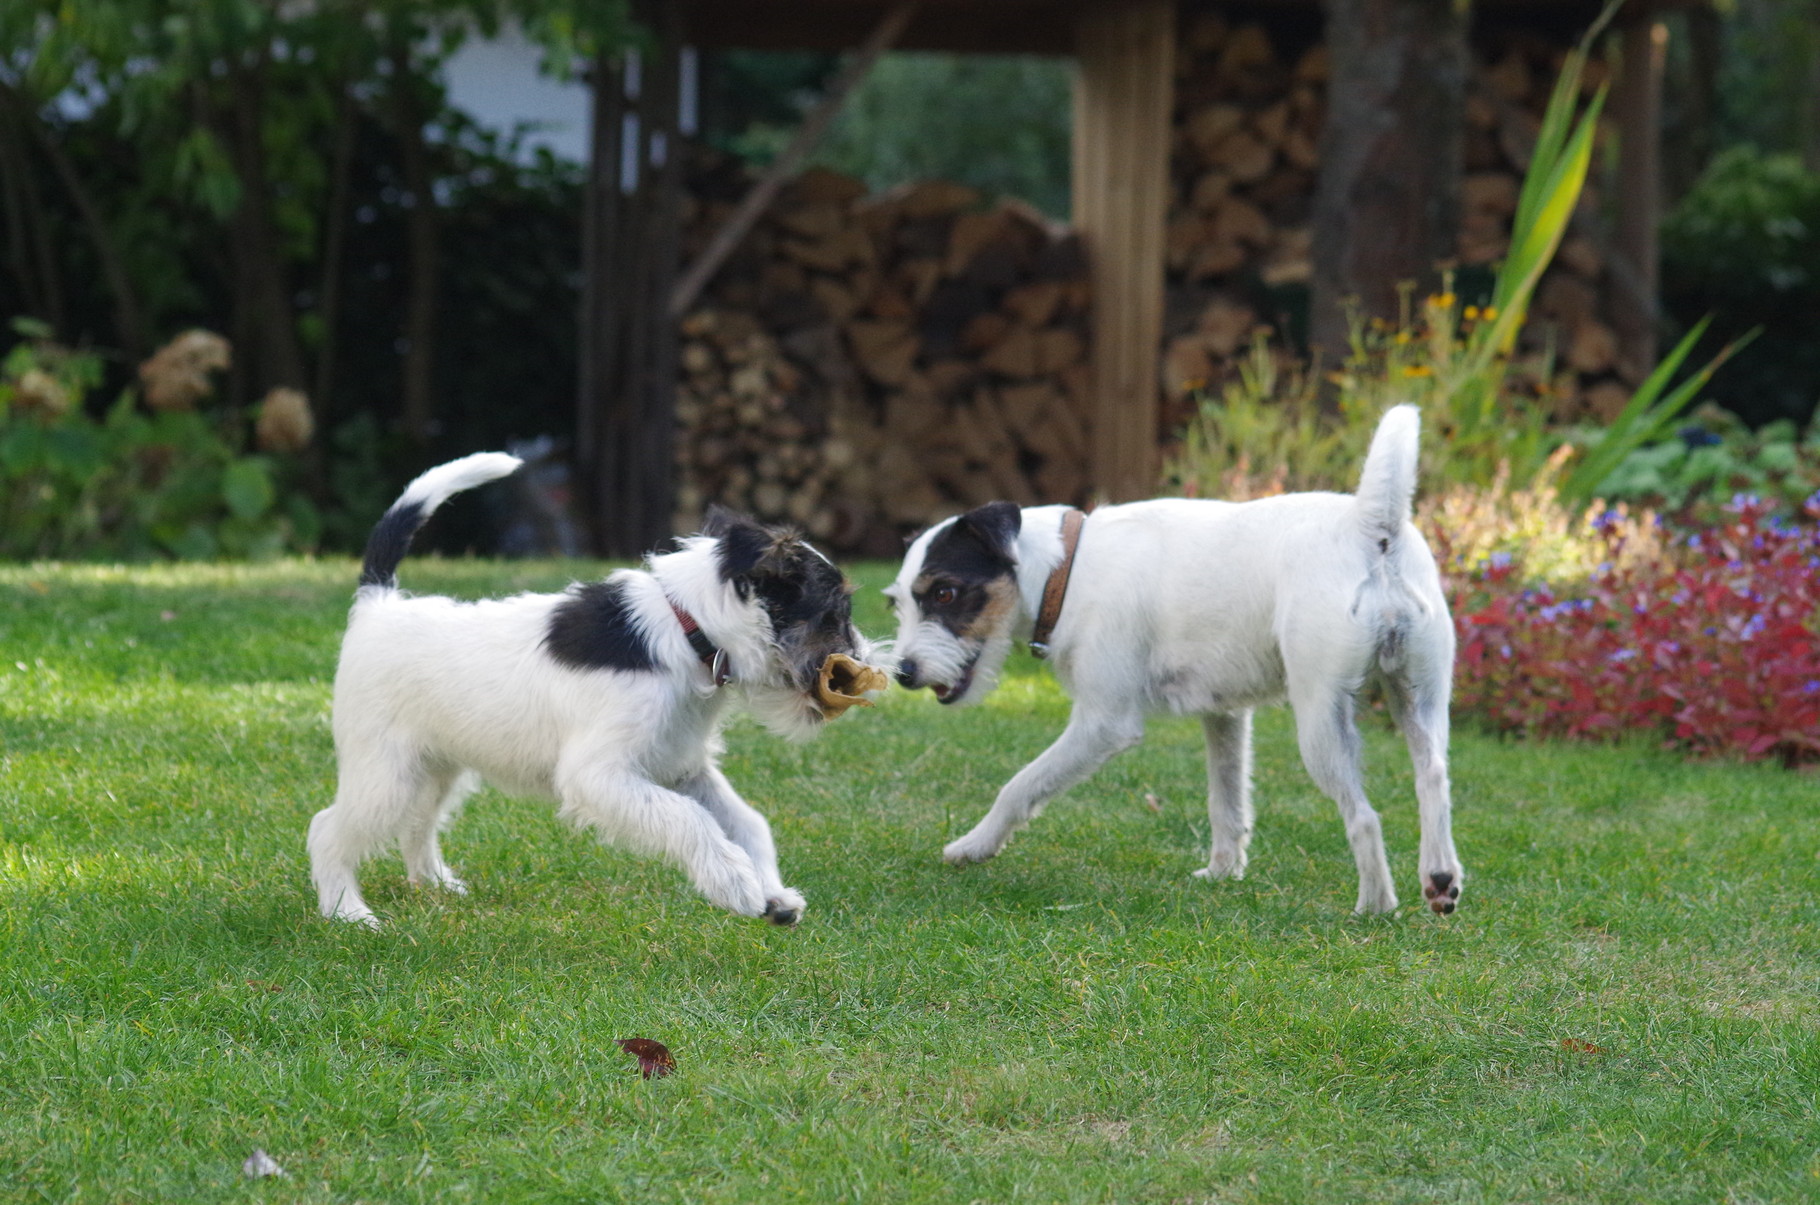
(816, 653, 889, 716)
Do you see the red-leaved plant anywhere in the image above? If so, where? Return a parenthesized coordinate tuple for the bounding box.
(1438, 495, 1820, 765)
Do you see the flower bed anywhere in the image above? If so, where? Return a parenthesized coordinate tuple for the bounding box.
(1440, 497, 1820, 765)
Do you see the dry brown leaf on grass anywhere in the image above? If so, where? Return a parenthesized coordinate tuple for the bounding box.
(617, 1038, 676, 1079)
(1559, 1037, 1602, 1054)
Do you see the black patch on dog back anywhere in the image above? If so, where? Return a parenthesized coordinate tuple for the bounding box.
(544, 580, 657, 672)
(358, 501, 427, 588)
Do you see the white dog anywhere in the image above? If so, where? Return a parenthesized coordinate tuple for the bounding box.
(308, 453, 875, 928)
(888, 406, 1462, 915)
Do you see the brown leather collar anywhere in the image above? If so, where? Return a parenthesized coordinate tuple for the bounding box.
(669, 598, 732, 686)
(1029, 508, 1085, 660)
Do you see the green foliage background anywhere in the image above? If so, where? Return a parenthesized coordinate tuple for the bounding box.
(727, 52, 1075, 220)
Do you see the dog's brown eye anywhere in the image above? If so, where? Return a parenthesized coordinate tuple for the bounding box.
(932, 586, 958, 607)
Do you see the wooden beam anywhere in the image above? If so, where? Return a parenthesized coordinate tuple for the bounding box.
(1612, 12, 1665, 376)
(689, 1, 1070, 58)
(577, 2, 686, 557)
(1071, 0, 1173, 503)
(670, 2, 916, 318)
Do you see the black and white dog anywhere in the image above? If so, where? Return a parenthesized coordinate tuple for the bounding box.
(887, 406, 1462, 915)
(308, 453, 874, 928)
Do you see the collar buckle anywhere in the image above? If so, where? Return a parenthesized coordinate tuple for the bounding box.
(668, 597, 732, 688)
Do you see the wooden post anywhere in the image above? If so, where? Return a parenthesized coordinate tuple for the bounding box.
(1072, 0, 1174, 503)
(1308, 0, 1466, 365)
(578, 2, 686, 557)
(1612, 12, 1666, 377)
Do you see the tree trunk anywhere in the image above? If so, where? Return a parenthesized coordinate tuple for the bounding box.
(1613, 15, 1666, 376)
(2, 82, 142, 355)
(391, 48, 440, 444)
(313, 80, 360, 430)
(1666, 5, 1721, 198)
(1806, 0, 1820, 173)
(0, 103, 64, 331)
(221, 68, 309, 395)
(1309, 0, 1466, 364)
(577, 1, 685, 557)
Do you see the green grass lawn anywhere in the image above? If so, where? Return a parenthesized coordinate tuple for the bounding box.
(2, 558, 1817, 1203)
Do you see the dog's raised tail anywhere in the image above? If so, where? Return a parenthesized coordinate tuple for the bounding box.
(1353, 405, 1421, 549)
(358, 452, 522, 589)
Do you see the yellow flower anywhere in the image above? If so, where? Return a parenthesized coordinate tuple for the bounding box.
(1403, 363, 1433, 378)
(1428, 292, 1457, 311)
(1482, 306, 1499, 321)
(1393, 331, 1411, 345)
(1463, 305, 1480, 320)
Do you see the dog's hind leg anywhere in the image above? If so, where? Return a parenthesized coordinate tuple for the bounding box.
(308, 744, 430, 927)
(401, 768, 479, 895)
(1290, 684, 1398, 914)
(557, 760, 768, 918)
(1193, 710, 1254, 882)
(678, 766, 803, 925)
(1385, 674, 1463, 914)
(943, 707, 1145, 864)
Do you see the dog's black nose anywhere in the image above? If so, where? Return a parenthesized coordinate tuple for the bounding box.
(895, 658, 920, 689)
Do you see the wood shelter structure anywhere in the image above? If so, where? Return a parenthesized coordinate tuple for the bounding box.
(579, 0, 1674, 556)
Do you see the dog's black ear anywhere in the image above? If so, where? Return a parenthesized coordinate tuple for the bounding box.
(957, 501, 1021, 564)
(704, 505, 779, 580)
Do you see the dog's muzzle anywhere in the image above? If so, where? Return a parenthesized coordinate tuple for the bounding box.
(899, 652, 978, 705)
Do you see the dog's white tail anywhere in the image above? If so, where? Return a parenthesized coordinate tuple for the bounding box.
(1353, 405, 1421, 549)
(358, 452, 522, 589)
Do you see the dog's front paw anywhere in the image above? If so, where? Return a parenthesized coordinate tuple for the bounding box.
(1421, 867, 1463, 915)
(327, 904, 382, 930)
(698, 847, 769, 917)
(942, 829, 1003, 865)
(1353, 880, 1400, 916)
(1194, 842, 1249, 881)
(408, 870, 469, 895)
(763, 887, 807, 926)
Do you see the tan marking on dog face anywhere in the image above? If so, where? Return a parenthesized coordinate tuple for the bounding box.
(912, 569, 1019, 641)
(960, 576, 1019, 643)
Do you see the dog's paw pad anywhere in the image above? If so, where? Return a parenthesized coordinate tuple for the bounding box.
(763, 899, 801, 927)
(1422, 871, 1462, 915)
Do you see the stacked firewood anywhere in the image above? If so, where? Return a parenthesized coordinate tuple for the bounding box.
(1166, 16, 1627, 422)
(675, 163, 1092, 554)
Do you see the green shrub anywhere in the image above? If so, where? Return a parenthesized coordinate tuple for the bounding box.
(1661, 147, 1820, 427)
(0, 321, 316, 561)
(1591, 403, 1820, 519)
